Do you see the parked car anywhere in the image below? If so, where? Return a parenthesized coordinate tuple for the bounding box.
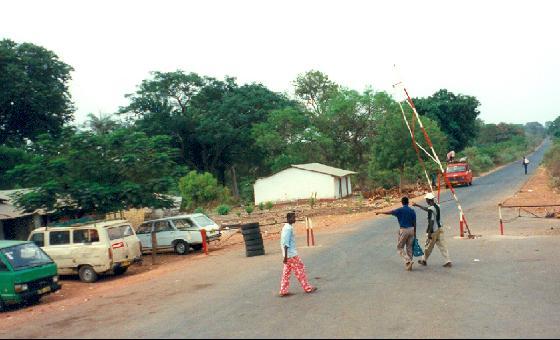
(28, 220, 142, 283)
(0, 241, 61, 311)
(136, 214, 221, 255)
(445, 161, 473, 187)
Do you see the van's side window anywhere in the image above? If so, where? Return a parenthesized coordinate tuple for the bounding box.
(50, 231, 70, 246)
(73, 229, 100, 243)
(136, 224, 152, 234)
(155, 221, 173, 233)
(0, 259, 8, 271)
(30, 232, 45, 247)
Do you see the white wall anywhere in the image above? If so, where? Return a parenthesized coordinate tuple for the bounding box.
(254, 168, 335, 205)
(333, 176, 352, 199)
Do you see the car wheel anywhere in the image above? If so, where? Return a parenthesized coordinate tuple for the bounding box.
(26, 295, 42, 305)
(114, 266, 128, 276)
(192, 244, 203, 251)
(174, 241, 189, 255)
(79, 265, 98, 283)
(242, 233, 263, 242)
(0, 298, 5, 313)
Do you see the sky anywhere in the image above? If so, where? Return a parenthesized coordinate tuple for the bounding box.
(1, 0, 559, 125)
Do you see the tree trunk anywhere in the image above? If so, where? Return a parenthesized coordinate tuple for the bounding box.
(231, 166, 240, 199)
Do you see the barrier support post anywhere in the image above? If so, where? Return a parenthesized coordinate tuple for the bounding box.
(459, 212, 464, 238)
(201, 229, 208, 255)
(310, 218, 315, 246)
(151, 231, 158, 265)
(499, 204, 504, 235)
(438, 172, 442, 202)
(306, 217, 310, 247)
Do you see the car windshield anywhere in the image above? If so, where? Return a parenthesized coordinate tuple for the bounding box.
(192, 215, 216, 228)
(173, 219, 195, 230)
(0, 243, 53, 271)
(447, 165, 467, 173)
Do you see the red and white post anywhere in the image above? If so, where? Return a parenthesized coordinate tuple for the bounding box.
(310, 218, 315, 246)
(459, 212, 464, 238)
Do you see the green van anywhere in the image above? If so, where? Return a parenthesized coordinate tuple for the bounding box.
(0, 241, 61, 311)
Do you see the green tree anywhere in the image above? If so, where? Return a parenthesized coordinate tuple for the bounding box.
(293, 70, 339, 116)
(547, 116, 560, 138)
(9, 128, 178, 216)
(84, 113, 120, 135)
(0, 39, 74, 145)
(178, 171, 222, 211)
(369, 108, 448, 190)
(0, 145, 30, 189)
(414, 89, 480, 151)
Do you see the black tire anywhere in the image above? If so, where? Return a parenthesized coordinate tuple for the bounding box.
(241, 223, 260, 231)
(245, 239, 264, 247)
(246, 244, 265, 252)
(79, 265, 98, 283)
(174, 241, 189, 255)
(26, 295, 42, 305)
(246, 249, 265, 257)
(0, 298, 5, 313)
(241, 228, 261, 236)
(114, 266, 128, 276)
(191, 244, 203, 251)
(242, 233, 263, 241)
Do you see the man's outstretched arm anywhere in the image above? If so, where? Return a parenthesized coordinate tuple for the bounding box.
(412, 202, 429, 212)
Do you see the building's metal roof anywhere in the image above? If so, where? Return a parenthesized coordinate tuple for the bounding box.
(0, 189, 42, 221)
(291, 163, 357, 177)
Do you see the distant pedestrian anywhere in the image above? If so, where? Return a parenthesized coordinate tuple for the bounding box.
(377, 197, 417, 271)
(413, 193, 452, 268)
(522, 156, 530, 175)
(279, 212, 317, 297)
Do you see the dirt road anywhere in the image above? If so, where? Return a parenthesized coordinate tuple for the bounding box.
(1, 141, 559, 338)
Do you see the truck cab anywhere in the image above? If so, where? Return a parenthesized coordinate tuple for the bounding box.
(0, 241, 61, 311)
(445, 161, 473, 187)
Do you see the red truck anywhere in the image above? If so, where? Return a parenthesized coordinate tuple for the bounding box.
(445, 161, 473, 187)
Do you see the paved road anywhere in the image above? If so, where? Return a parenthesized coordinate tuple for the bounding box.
(3, 141, 559, 339)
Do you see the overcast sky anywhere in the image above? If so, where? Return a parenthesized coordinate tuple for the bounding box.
(1, 0, 559, 125)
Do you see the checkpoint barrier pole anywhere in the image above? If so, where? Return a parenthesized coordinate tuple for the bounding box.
(498, 204, 504, 235)
(438, 172, 442, 202)
(306, 217, 310, 247)
(151, 230, 158, 265)
(459, 212, 464, 238)
(310, 218, 315, 246)
(201, 229, 208, 255)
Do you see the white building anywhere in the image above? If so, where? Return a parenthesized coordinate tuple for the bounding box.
(254, 163, 357, 205)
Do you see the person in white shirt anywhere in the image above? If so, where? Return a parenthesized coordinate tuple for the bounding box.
(413, 193, 452, 267)
(522, 156, 530, 175)
(279, 212, 317, 297)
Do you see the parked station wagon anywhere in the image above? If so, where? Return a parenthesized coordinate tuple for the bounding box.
(28, 220, 142, 283)
(136, 214, 221, 255)
(0, 241, 61, 311)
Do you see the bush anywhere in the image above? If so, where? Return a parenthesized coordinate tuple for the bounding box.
(194, 207, 206, 214)
(179, 171, 221, 211)
(258, 202, 265, 210)
(216, 204, 231, 215)
(245, 205, 254, 214)
(265, 201, 274, 210)
(544, 142, 560, 180)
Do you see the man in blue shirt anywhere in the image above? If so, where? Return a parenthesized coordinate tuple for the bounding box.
(279, 212, 317, 297)
(378, 197, 417, 271)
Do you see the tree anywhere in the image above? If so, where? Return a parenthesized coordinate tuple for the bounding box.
(414, 89, 480, 151)
(369, 107, 448, 190)
(293, 70, 339, 116)
(84, 113, 120, 135)
(0, 39, 74, 145)
(0, 145, 30, 189)
(524, 122, 546, 138)
(547, 116, 560, 138)
(9, 128, 179, 216)
(120, 71, 295, 187)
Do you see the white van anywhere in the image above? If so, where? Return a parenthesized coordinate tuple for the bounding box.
(28, 220, 142, 283)
(136, 214, 221, 255)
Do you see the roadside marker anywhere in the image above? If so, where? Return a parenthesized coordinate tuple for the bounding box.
(201, 229, 209, 255)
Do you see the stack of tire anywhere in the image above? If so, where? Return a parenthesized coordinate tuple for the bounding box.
(241, 223, 265, 257)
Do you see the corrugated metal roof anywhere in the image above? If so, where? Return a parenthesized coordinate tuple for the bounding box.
(291, 163, 357, 177)
(0, 189, 42, 220)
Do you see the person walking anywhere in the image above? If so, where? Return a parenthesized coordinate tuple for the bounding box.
(377, 197, 417, 271)
(413, 193, 452, 268)
(522, 156, 530, 175)
(279, 212, 317, 297)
